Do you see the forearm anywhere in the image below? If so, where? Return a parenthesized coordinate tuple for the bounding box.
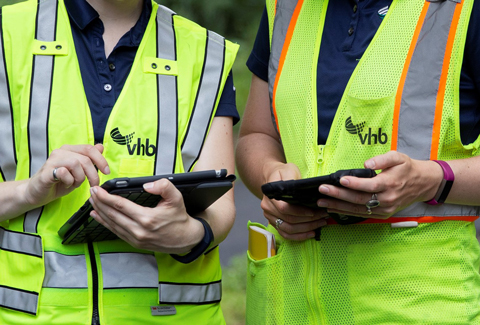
(195, 191, 235, 247)
(0, 180, 37, 222)
(443, 156, 480, 205)
(236, 132, 286, 198)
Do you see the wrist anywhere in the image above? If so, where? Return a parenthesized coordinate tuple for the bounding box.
(424, 160, 454, 205)
(170, 218, 214, 264)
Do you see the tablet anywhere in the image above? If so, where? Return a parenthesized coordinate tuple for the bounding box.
(58, 169, 236, 244)
(261, 168, 376, 225)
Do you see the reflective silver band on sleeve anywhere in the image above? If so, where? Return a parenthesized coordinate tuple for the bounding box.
(0, 13, 16, 182)
(0, 285, 39, 315)
(0, 227, 42, 257)
(159, 281, 222, 304)
(43, 252, 88, 288)
(154, 6, 178, 175)
(101, 252, 158, 288)
(181, 31, 225, 171)
(268, 0, 299, 132)
(25, 0, 58, 233)
(396, 0, 457, 160)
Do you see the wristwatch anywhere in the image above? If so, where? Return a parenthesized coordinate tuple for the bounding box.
(425, 160, 454, 205)
(170, 218, 214, 264)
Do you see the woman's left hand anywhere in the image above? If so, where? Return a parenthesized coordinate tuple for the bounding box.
(316, 151, 444, 219)
(88, 178, 204, 253)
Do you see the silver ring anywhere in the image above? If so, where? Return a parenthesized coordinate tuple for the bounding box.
(52, 167, 59, 181)
(365, 193, 380, 210)
(275, 218, 284, 229)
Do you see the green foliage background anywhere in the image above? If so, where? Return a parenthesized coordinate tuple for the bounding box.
(0, 0, 263, 323)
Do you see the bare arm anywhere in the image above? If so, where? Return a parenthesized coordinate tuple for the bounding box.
(0, 144, 109, 222)
(235, 74, 287, 198)
(317, 152, 480, 218)
(236, 75, 327, 240)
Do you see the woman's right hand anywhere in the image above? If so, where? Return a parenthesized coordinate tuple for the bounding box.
(24, 144, 110, 207)
(261, 162, 328, 241)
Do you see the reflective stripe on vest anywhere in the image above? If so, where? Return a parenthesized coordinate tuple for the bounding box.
(154, 5, 178, 175)
(24, 0, 58, 233)
(42, 251, 219, 304)
(159, 281, 222, 304)
(0, 227, 42, 257)
(0, 11, 16, 182)
(391, 0, 474, 219)
(181, 31, 226, 172)
(394, 0, 461, 159)
(0, 285, 38, 315)
(43, 252, 88, 288)
(268, 0, 301, 133)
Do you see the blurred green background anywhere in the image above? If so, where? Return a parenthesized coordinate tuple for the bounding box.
(0, 1, 264, 323)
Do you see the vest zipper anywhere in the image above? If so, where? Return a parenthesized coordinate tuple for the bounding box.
(307, 240, 327, 324)
(88, 243, 100, 325)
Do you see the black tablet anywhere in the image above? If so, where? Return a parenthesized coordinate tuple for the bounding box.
(58, 169, 235, 244)
(261, 168, 376, 225)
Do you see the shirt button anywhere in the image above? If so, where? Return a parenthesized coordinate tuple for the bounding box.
(109, 63, 116, 71)
(353, 4, 358, 13)
(104, 84, 112, 92)
(348, 27, 354, 36)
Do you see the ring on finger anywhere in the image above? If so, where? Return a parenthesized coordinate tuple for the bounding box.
(366, 193, 380, 209)
(52, 167, 60, 182)
(275, 218, 284, 229)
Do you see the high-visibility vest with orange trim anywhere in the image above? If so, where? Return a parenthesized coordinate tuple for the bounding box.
(244, 0, 480, 324)
(0, 0, 238, 324)
(267, 0, 479, 224)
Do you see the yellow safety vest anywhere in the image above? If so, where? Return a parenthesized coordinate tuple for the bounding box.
(0, 0, 238, 324)
(246, 0, 480, 324)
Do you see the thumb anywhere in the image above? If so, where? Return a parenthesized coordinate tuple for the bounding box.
(143, 178, 183, 207)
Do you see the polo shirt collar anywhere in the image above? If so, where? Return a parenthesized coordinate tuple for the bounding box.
(64, 0, 152, 47)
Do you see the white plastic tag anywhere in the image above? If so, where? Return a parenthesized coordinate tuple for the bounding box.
(150, 306, 177, 316)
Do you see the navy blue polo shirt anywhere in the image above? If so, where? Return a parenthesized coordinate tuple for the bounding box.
(247, 1, 480, 145)
(65, 0, 239, 144)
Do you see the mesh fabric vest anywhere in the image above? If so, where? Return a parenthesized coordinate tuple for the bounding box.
(246, 0, 480, 323)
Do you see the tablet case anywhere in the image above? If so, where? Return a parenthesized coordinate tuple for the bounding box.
(261, 169, 376, 225)
(58, 169, 235, 244)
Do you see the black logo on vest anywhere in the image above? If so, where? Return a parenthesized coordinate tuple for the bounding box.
(345, 117, 388, 145)
(110, 127, 156, 156)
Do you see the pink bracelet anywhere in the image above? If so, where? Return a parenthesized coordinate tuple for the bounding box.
(425, 160, 454, 205)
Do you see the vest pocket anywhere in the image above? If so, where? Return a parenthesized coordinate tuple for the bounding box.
(0, 228, 44, 315)
(246, 223, 284, 325)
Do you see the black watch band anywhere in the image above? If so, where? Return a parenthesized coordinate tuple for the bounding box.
(170, 218, 214, 264)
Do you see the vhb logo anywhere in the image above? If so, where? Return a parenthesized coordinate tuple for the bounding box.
(110, 127, 156, 156)
(345, 117, 388, 145)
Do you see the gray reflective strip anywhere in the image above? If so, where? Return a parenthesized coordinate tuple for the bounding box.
(396, 0, 457, 160)
(393, 202, 480, 218)
(0, 227, 42, 257)
(0, 286, 38, 315)
(181, 31, 225, 171)
(101, 252, 158, 288)
(25, 0, 58, 233)
(43, 252, 88, 288)
(0, 21, 16, 181)
(155, 6, 178, 174)
(159, 281, 222, 304)
(268, 0, 299, 132)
